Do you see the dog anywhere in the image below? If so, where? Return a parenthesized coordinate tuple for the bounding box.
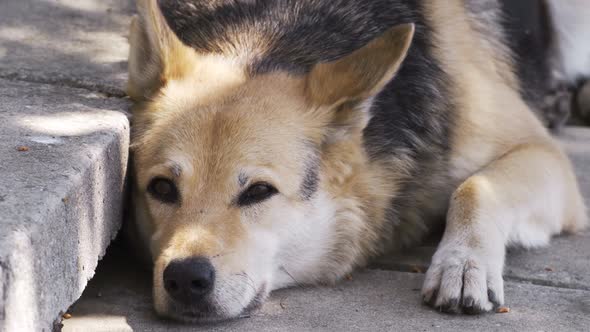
(125, 0, 589, 322)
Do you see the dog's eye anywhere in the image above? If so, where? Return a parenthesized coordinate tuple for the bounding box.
(237, 182, 278, 206)
(147, 177, 179, 204)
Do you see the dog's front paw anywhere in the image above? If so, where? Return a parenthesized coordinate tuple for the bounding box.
(421, 244, 504, 314)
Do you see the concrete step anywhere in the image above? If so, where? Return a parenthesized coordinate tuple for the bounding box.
(0, 1, 132, 330)
(0, 79, 129, 331)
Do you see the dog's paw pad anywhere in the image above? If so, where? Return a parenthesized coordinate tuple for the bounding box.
(421, 247, 504, 315)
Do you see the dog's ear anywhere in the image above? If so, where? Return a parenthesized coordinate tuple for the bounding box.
(306, 23, 414, 106)
(306, 24, 414, 134)
(127, 0, 197, 101)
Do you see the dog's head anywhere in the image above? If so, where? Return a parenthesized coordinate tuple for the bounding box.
(127, 0, 413, 322)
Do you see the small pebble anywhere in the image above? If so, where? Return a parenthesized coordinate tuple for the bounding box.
(17, 146, 29, 152)
(411, 265, 423, 273)
(496, 307, 510, 314)
(62, 313, 72, 319)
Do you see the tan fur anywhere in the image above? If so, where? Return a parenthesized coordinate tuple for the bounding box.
(423, 0, 587, 232)
(127, 0, 201, 101)
(133, 71, 330, 317)
(318, 131, 399, 275)
(128, 0, 587, 320)
(307, 24, 414, 106)
(128, 4, 416, 318)
(420, 0, 587, 312)
(424, 2, 544, 171)
(303, 24, 416, 267)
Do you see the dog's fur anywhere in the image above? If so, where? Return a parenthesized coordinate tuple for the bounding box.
(126, 0, 588, 321)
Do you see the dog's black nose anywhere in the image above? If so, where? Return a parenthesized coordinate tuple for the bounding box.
(163, 257, 215, 304)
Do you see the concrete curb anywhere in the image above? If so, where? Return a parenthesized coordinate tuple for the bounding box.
(0, 79, 130, 331)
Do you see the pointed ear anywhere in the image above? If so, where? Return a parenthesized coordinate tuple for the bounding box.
(306, 23, 415, 107)
(127, 0, 197, 101)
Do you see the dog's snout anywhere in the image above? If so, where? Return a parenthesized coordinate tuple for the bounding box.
(163, 257, 215, 304)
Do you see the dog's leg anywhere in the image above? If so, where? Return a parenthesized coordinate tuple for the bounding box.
(576, 80, 590, 123)
(422, 141, 587, 314)
(540, 85, 573, 131)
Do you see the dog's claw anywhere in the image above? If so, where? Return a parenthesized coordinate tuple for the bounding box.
(438, 298, 460, 314)
(421, 244, 504, 315)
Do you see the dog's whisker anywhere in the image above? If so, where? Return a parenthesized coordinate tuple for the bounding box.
(211, 251, 235, 259)
(231, 272, 257, 294)
(280, 266, 304, 288)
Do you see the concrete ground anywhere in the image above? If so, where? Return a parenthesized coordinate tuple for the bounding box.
(62, 234, 590, 332)
(0, 0, 589, 331)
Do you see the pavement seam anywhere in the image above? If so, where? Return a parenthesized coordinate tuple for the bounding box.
(367, 267, 590, 292)
(0, 70, 127, 99)
(504, 275, 590, 291)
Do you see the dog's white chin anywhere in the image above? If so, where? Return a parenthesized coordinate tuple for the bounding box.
(157, 302, 245, 323)
(155, 282, 270, 323)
